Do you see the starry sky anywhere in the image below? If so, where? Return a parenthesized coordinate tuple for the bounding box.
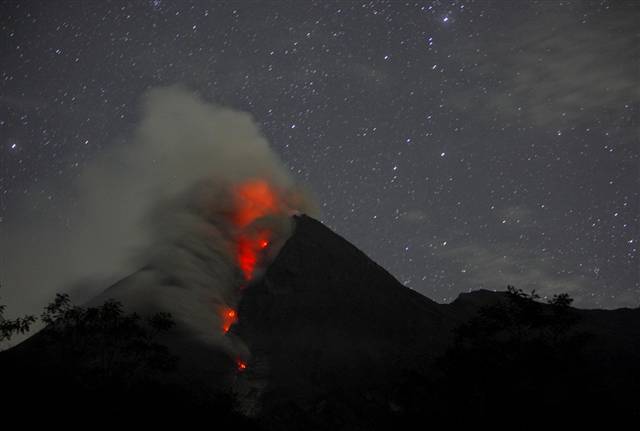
(1, 1, 638, 309)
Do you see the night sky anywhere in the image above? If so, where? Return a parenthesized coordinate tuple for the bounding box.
(1, 1, 638, 309)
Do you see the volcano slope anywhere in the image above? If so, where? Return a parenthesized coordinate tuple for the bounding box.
(2, 215, 639, 425)
(233, 215, 640, 426)
(231, 215, 456, 418)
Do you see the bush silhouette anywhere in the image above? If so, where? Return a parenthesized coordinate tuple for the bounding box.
(0, 285, 36, 344)
(435, 286, 592, 420)
(1, 293, 262, 425)
(39, 293, 177, 390)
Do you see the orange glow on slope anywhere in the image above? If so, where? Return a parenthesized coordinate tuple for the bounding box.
(232, 179, 280, 227)
(222, 178, 288, 373)
(221, 308, 238, 333)
(236, 229, 271, 280)
(231, 179, 281, 280)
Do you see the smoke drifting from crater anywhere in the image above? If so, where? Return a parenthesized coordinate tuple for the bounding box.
(1, 86, 316, 354)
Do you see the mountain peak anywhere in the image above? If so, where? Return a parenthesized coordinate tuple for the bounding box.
(232, 214, 453, 415)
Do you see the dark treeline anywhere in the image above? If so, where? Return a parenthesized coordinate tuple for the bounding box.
(0, 291, 253, 424)
(1, 286, 639, 426)
(392, 287, 607, 425)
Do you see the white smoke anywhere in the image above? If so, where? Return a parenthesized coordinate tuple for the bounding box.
(1, 86, 316, 365)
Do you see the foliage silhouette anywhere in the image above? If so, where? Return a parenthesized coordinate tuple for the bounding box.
(1, 293, 261, 425)
(0, 284, 36, 343)
(434, 286, 592, 421)
(38, 293, 178, 391)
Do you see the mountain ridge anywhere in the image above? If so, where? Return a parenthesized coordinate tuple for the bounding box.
(1, 214, 639, 424)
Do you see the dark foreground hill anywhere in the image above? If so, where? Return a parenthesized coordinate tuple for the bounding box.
(2, 215, 639, 426)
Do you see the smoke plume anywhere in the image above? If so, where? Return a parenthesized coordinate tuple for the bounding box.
(1, 86, 316, 363)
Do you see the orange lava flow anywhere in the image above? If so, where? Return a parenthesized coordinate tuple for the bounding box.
(237, 230, 271, 280)
(221, 307, 238, 333)
(223, 179, 283, 372)
(232, 179, 281, 228)
(232, 179, 280, 280)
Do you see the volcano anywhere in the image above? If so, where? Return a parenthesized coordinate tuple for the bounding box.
(2, 214, 639, 425)
(230, 215, 640, 425)
(230, 215, 456, 415)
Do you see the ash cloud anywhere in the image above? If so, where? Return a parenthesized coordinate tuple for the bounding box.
(1, 85, 316, 355)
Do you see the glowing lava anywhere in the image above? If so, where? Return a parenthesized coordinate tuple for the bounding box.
(224, 179, 287, 374)
(232, 179, 281, 228)
(221, 307, 238, 333)
(237, 230, 271, 281)
(232, 179, 281, 280)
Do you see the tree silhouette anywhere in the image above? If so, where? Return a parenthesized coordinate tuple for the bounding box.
(39, 293, 177, 390)
(1, 292, 260, 425)
(0, 285, 36, 344)
(434, 286, 592, 421)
